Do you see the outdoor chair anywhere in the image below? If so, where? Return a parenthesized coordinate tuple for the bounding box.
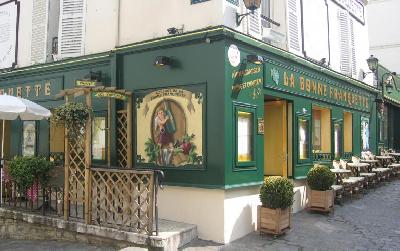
(362, 151, 390, 183)
(331, 184, 344, 205)
(351, 156, 376, 189)
(340, 159, 365, 196)
(332, 160, 358, 200)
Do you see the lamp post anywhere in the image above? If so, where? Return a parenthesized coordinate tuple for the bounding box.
(366, 55, 396, 115)
(236, 0, 262, 26)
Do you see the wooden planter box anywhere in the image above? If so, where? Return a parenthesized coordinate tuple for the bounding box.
(257, 206, 291, 235)
(307, 189, 334, 213)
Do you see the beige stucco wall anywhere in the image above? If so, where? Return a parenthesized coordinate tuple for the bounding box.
(118, 0, 223, 46)
(159, 180, 308, 244)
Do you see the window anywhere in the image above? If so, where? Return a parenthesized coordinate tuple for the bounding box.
(298, 118, 309, 160)
(343, 112, 353, 153)
(312, 107, 331, 154)
(50, 120, 65, 163)
(22, 121, 37, 156)
(237, 111, 254, 162)
(191, 0, 209, 4)
(261, 0, 271, 28)
(92, 116, 107, 162)
(334, 123, 342, 159)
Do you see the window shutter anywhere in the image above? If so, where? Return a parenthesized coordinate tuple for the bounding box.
(350, 18, 357, 78)
(247, 9, 261, 38)
(58, 0, 85, 58)
(338, 10, 351, 76)
(31, 0, 49, 64)
(287, 0, 302, 55)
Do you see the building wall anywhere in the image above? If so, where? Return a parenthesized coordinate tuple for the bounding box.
(368, 0, 400, 74)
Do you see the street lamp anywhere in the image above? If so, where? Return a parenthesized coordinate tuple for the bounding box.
(236, 0, 262, 26)
(366, 55, 396, 95)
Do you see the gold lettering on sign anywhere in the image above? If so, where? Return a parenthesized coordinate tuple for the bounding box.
(34, 84, 41, 97)
(8, 88, 13, 95)
(25, 86, 31, 97)
(284, 72, 289, 86)
(45, 82, 51, 96)
(231, 67, 261, 79)
(16, 87, 22, 97)
(0, 89, 4, 95)
(290, 73, 295, 87)
(232, 78, 263, 91)
(300, 77, 305, 90)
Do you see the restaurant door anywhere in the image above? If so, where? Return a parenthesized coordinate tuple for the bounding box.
(264, 98, 292, 177)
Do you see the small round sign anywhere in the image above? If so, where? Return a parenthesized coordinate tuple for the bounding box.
(228, 44, 241, 67)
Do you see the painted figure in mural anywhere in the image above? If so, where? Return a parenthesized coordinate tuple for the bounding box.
(362, 120, 369, 150)
(154, 101, 176, 165)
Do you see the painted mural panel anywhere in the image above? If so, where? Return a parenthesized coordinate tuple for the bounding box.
(136, 85, 204, 168)
(361, 117, 370, 151)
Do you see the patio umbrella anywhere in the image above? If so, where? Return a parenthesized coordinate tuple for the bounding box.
(0, 94, 51, 204)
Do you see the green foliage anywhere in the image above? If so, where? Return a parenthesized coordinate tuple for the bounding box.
(51, 102, 91, 138)
(307, 164, 335, 191)
(8, 156, 54, 188)
(144, 138, 160, 163)
(259, 176, 294, 209)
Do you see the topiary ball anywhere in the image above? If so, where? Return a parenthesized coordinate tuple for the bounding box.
(307, 164, 335, 191)
(259, 176, 294, 209)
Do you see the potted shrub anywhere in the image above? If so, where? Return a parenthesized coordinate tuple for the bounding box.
(306, 164, 335, 212)
(258, 176, 294, 235)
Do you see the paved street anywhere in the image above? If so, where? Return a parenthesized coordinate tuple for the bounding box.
(183, 180, 400, 251)
(0, 239, 115, 251)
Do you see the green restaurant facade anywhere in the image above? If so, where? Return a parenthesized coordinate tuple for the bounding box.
(0, 26, 382, 243)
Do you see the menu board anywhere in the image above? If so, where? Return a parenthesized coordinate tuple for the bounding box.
(0, 0, 19, 69)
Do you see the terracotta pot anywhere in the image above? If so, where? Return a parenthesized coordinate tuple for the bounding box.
(257, 206, 291, 235)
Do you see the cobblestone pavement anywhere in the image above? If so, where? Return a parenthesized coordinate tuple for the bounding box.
(0, 239, 116, 251)
(182, 180, 400, 251)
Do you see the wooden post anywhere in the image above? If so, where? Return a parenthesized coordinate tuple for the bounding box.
(84, 90, 92, 224)
(107, 98, 111, 167)
(127, 94, 132, 168)
(63, 95, 71, 221)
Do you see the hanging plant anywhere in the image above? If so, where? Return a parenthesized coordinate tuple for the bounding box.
(51, 102, 91, 138)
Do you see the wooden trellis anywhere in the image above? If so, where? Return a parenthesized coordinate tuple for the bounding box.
(58, 86, 133, 224)
(117, 110, 128, 168)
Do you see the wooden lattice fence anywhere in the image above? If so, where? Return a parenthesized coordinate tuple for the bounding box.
(117, 110, 128, 168)
(91, 168, 154, 234)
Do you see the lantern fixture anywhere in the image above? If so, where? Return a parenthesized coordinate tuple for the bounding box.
(246, 54, 264, 65)
(154, 56, 171, 67)
(236, 0, 262, 26)
(367, 55, 379, 72)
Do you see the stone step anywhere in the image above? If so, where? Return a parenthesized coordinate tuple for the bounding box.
(0, 208, 197, 251)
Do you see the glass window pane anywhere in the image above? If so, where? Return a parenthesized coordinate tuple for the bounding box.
(299, 119, 308, 160)
(22, 121, 36, 157)
(312, 110, 321, 151)
(92, 116, 107, 161)
(334, 123, 342, 158)
(237, 111, 253, 162)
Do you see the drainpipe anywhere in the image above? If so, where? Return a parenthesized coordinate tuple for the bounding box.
(116, 0, 121, 47)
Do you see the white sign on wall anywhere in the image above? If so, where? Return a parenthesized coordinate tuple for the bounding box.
(0, 0, 19, 69)
(332, 0, 365, 24)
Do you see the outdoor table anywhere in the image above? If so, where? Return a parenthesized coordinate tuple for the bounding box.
(376, 156, 394, 168)
(360, 159, 379, 171)
(388, 152, 400, 163)
(330, 169, 351, 184)
(347, 163, 370, 177)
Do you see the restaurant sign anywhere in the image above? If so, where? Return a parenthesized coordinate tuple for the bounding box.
(93, 90, 128, 101)
(265, 63, 372, 112)
(0, 77, 63, 101)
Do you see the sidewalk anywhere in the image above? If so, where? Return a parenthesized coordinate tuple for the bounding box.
(182, 180, 400, 251)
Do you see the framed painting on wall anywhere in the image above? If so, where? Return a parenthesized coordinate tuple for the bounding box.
(135, 84, 205, 169)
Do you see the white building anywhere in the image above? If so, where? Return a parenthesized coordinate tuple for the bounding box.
(1, 0, 371, 84)
(367, 0, 400, 74)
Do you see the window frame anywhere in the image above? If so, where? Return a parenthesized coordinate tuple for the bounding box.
(297, 114, 311, 164)
(234, 102, 257, 169)
(333, 120, 343, 159)
(191, 0, 210, 4)
(21, 120, 38, 157)
(91, 111, 108, 165)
